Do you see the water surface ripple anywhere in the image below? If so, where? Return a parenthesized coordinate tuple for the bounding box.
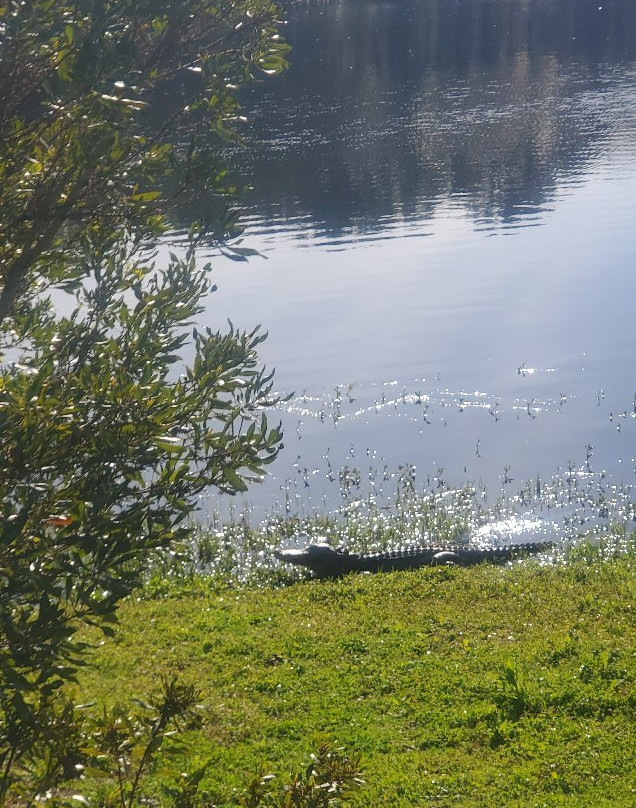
(195, 0, 636, 531)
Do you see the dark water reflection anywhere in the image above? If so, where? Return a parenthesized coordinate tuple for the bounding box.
(232, 0, 636, 240)
(199, 0, 636, 521)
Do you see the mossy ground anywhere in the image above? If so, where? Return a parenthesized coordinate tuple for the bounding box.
(75, 553, 636, 807)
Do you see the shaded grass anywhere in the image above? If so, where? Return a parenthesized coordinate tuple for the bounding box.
(77, 556, 636, 807)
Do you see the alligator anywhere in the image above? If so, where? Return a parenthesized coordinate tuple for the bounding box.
(274, 541, 552, 577)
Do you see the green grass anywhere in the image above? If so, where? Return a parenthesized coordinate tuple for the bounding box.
(74, 554, 636, 807)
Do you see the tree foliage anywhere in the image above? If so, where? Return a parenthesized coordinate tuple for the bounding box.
(0, 0, 288, 796)
(0, 242, 286, 798)
(0, 0, 288, 323)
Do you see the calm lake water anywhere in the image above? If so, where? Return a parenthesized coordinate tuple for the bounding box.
(200, 0, 636, 528)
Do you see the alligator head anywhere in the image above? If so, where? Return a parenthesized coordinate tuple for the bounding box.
(274, 543, 355, 577)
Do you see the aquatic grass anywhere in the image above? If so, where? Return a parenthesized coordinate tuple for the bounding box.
(266, 379, 636, 522)
(147, 481, 486, 588)
(148, 460, 635, 588)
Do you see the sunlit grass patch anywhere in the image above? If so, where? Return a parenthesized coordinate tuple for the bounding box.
(75, 548, 636, 807)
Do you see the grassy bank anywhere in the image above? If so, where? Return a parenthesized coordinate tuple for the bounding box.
(75, 553, 636, 807)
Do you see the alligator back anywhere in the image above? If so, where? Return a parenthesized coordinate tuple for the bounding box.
(274, 541, 552, 577)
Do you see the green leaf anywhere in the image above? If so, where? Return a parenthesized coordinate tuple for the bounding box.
(221, 466, 248, 492)
(83, 766, 110, 779)
(130, 191, 162, 202)
(154, 437, 185, 452)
